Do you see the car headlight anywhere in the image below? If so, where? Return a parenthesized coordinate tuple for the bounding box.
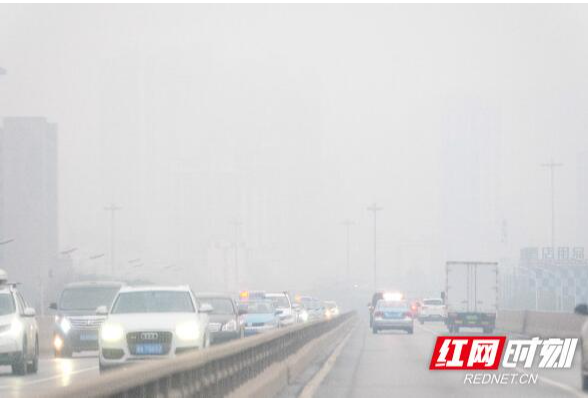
(299, 311, 309, 322)
(222, 319, 237, 332)
(60, 317, 72, 334)
(101, 323, 124, 342)
(176, 321, 199, 341)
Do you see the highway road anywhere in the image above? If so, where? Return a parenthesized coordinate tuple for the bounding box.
(0, 317, 585, 398)
(313, 318, 587, 398)
(0, 353, 98, 398)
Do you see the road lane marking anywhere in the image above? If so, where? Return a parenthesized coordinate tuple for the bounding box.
(0, 366, 98, 389)
(299, 325, 356, 398)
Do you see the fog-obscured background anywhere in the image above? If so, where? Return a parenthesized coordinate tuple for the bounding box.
(1, 4, 588, 308)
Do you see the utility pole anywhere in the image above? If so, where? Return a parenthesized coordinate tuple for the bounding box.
(342, 220, 354, 284)
(367, 203, 382, 290)
(541, 159, 563, 260)
(230, 219, 242, 289)
(104, 203, 122, 276)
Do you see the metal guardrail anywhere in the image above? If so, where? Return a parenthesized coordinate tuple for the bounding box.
(50, 311, 355, 398)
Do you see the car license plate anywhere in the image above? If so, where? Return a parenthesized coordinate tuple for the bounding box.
(79, 332, 98, 341)
(135, 343, 163, 355)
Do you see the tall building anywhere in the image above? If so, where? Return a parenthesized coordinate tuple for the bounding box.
(0, 117, 58, 310)
(441, 98, 502, 262)
(578, 151, 588, 249)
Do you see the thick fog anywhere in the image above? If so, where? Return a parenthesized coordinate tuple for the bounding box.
(1, 4, 588, 302)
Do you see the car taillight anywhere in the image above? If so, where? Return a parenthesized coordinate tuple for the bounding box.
(374, 311, 383, 317)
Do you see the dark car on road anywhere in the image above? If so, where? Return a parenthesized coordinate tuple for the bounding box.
(50, 281, 123, 357)
(194, 293, 245, 344)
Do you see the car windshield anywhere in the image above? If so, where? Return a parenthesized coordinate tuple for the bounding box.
(424, 299, 443, 306)
(247, 301, 275, 314)
(59, 286, 120, 311)
(377, 301, 409, 311)
(0, 293, 15, 316)
(111, 291, 195, 314)
(197, 298, 234, 315)
(267, 296, 289, 309)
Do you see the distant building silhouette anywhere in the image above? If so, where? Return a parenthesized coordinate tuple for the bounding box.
(0, 117, 58, 310)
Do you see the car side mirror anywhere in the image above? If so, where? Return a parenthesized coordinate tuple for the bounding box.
(49, 302, 58, 310)
(199, 303, 214, 313)
(575, 303, 588, 316)
(23, 307, 36, 317)
(96, 305, 109, 316)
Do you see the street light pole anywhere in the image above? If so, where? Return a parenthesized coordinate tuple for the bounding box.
(541, 159, 563, 259)
(104, 204, 121, 276)
(230, 219, 242, 289)
(342, 220, 354, 284)
(367, 203, 382, 290)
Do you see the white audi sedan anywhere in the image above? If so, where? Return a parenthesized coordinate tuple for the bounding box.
(98, 286, 212, 372)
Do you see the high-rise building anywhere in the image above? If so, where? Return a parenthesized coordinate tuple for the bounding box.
(0, 117, 58, 310)
(578, 151, 588, 249)
(441, 98, 502, 262)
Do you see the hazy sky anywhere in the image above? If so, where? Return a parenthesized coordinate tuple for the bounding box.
(1, 4, 588, 295)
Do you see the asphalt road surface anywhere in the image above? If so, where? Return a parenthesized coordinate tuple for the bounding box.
(313, 318, 587, 398)
(0, 320, 585, 398)
(0, 353, 98, 398)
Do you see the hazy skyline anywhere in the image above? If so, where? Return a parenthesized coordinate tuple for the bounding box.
(1, 4, 588, 294)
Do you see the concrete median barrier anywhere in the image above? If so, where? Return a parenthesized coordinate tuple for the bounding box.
(497, 309, 586, 338)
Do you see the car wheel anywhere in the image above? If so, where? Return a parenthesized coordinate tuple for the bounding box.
(12, 337, 27, 376)
(57, 345, 73, 358)
(582, 374, 588, 391)
(372, 326, 378, 334)
(99, 361, 112, 374)
(407, 328, 414, 335)
(27, 337, 39, 374)
(419, 319, 424, 325)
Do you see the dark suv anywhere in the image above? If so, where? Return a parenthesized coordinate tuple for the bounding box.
(194, 293, 245, 344)
(50, 281, 123, 357)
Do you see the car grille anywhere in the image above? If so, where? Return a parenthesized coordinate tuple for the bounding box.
(68, 317, 106, 330)
(127, 331, 172, 356)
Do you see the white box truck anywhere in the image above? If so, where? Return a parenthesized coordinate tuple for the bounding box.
(443, 261, 498, 333)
